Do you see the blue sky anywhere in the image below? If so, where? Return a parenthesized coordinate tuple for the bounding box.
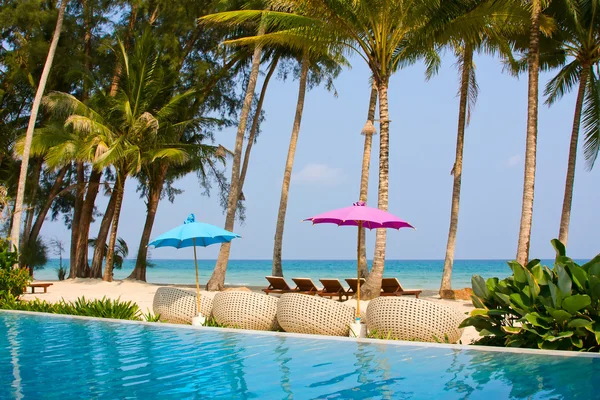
(41, 52, 600, 260)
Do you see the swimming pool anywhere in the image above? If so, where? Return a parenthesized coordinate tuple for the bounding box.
(1, 312, 598, 399)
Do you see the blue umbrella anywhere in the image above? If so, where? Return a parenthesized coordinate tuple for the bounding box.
(148, 214, 241, 315)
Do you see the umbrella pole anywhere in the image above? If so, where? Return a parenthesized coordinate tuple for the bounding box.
(356, 222, 362, 321)
(193, 238, 201, 316)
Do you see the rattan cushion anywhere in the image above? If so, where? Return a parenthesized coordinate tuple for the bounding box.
(276, 293, 354, 336)
(366, 297, 466, 343)
(152, 287, 213, 324)
(212, 291, 280, 331)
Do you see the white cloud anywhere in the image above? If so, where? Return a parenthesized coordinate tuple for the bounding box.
(293, 163, 346, 185)
(506, 154, 521, 167)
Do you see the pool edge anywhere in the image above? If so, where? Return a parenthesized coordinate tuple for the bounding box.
(2, 309, 599, 359)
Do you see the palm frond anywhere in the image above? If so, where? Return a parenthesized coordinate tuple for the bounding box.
(544, 60, 581, 105)
(583, 69, 600, 170)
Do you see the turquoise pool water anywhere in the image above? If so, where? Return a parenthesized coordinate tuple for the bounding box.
(1, 312, 598, 399)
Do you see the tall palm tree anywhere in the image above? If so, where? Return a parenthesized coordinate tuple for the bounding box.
(516, 0, 545, 266)
(10, 0, 69, 252)
(544, 0, 600, 246)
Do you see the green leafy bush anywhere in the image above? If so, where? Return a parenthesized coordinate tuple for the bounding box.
(461, 239, 600, 351)
(0, 295, 161, 321)
(0, 238, 31, 299)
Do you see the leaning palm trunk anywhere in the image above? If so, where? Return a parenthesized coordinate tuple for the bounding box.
(558, 66, 590, 246)
(207, 24, 266, 291)
(103, 173, 126, 282)
(361, 78, 391, 300)
(9, 0, 68, 251)
(74, 169, 102, 277)
(28, 165, 68, 245)
(128, 163, 169, 281)
(239, 55, 280, 191)
(516, 0, 542, 266)
(358, 82, 378, 279)
(22, 158, 43, 247)
(90, 188, 117, 278)
(69, 162, 85, 278)
(440, 45, 473, 297)
(272, 52, 310, 277)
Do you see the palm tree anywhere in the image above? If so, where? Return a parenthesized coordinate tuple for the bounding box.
(10, 0, 69, 252)
(516, 0, 545, 266)
(544, 0, 600, 246)
(89, 236, 129, 274)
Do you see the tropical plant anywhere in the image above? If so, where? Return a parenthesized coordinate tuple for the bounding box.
(461, 239, 600, 351)
(10, 0, 68, 252)
(543, 0, 600, 247)
(0, 238, 31, 299)
(19, 236, 49, 276)
(89, 236, 128, 271)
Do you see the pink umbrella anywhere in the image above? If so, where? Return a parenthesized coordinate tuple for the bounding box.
(304, 201, 415, 320)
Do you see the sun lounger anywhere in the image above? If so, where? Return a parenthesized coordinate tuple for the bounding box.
(344, 278, 366, 295)
(263, 276, 296, 295)
(380, 277, 422, 298)
(318, 279, 350, 301)
(291, 278, 321, 295)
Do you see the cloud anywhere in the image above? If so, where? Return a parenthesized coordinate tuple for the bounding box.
(293, 163, 346, 185)
(506, 154, 521, 167)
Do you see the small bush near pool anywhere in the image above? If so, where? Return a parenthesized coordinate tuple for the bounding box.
(0, 295, 158, 322)
(0, 238, 31, 299)
(461, 239, 600, 351)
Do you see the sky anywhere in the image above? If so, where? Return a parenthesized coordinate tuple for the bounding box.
(40, 51, 600, 261)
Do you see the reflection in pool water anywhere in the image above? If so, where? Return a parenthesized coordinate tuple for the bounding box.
(0, 312, 598, 399)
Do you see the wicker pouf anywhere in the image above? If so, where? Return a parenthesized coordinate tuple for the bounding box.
(366, 297, 466, 343)
(152, 287, 213, 324)
(276, 293, 354, 336)
(212, 291, 279, 331)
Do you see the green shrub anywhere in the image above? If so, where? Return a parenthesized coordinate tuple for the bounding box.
(0, 295, 149, 321)
(0, 238, 31, 299)
(461, 239, 600, 351)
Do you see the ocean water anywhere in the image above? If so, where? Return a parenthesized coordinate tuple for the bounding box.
(31, 259, 567, 290)
(1, 312, 599, 399)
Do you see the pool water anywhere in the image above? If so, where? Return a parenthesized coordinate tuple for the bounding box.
(0, 312, 598, 399)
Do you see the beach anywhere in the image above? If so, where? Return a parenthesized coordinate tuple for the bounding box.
(22, 278, 480, 343)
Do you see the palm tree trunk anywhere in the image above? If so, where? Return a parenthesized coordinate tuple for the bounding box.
(358, 81, 378, 279)
(272, 52, 310, 277)
(28, 165, 68, 244)
(440, 45, 473, 297)
(90, 187, 117, 278)
(74, 168, 102, 277)
(128, 163, 168, 281)
(9, 0, 68, 251)
(516, 0, 542, 266)
(22, 158, 43, 246)
(361, 78, 390, 300)
(104, 172, 125, 282)
(69, 162, 85, 278)
(207, 24, 266, 291)
(109, 3, 137, 96)
(558, 66, 589, 246)
(239, 55, 280, 191)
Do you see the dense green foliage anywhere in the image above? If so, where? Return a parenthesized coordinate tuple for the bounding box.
(0, 294, 158, 321)
(0, 238, 31, 299)
(462, 240, 600, 351)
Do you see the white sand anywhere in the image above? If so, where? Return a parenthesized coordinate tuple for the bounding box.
(23, 279, 480, 344)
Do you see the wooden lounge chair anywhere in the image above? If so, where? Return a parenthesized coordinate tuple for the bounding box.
(380, 277, 422, 298)
(291, 278, 321, 295)
(318, 279, 350, 301)
(27, 283, 53, 294)
(344, 278, 366, 295)
(263, 276, 296, 295)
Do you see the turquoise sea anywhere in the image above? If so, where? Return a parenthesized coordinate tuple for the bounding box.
(31, 259, 570, 290)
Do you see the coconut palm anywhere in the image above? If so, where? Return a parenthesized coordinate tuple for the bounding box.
(10, 0, 69, 252)
(544, 0, 600, 247)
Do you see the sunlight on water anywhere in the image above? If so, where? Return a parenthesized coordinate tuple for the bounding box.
(0, 313, 598, 399)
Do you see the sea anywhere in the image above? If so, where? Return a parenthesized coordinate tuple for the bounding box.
(31, 259, 570, 290)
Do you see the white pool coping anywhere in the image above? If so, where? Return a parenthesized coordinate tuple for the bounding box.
(2, 309, 599, 359)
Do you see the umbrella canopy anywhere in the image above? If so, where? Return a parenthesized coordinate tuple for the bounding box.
(304, 201, 414, 230)
(304, 201, 414, 323)
(149, 214, 241, 249)
(148, 214, 241, 321)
